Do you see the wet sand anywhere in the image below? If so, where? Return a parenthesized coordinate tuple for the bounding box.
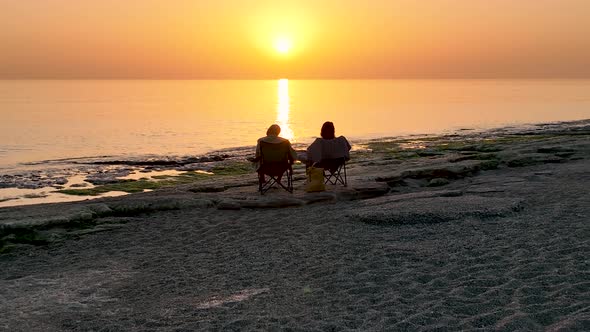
(1, 121, 589, 331)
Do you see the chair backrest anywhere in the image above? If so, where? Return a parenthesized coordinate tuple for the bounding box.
(259, 140, 292, 164)
(319, 137, 350, 161)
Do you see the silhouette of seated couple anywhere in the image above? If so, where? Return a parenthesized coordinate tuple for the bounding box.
(255, 121, 351, 193)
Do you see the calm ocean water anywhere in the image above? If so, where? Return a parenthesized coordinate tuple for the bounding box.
(1, 79, 589, 169)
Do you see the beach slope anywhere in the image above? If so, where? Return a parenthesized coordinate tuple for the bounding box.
(1, 122, 589, 331)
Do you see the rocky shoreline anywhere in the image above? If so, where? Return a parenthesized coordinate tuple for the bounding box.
(1, 119, 589, 249)
(1, 119, 589, 331)
(1, 119, 588, 204)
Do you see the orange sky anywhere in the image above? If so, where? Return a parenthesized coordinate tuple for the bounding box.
(1, 0, 589, 79)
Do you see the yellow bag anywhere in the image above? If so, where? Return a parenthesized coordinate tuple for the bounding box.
(305, 167, 325, 192)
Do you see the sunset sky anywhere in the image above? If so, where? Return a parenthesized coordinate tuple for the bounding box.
(1, 0, 589, 79)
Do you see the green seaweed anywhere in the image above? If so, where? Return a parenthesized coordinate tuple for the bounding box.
(211, 161, 253, 176)
(57, 163, 253, 197)
(153, 171, 212, 183)
(347, 151, 376, 164)
(366, 141, 401, 153)
(493, 134, 553, 142)
(368, 136, 443, 144)
(390, 151, 421, 160)
(433, 141, 477, 151)
(366, 133, 557, 156)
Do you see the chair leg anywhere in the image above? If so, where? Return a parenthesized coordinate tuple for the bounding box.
(260, 171, 293, 194)
(275, 174, 292, 193)
(324, 166, 347, 186)
(324, 168, 339, 185)
(260, 176, 278, 194)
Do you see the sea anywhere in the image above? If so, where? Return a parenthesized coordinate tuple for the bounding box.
(1, 79, 589, 206)
(2, 79, 589, 170)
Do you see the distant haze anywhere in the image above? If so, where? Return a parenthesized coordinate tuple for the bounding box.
(1, 0, 590, 79)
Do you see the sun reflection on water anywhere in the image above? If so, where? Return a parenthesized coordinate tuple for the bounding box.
(276, 79, 295, 141)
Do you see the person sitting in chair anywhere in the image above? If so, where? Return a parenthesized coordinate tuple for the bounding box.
(255, 124, 297, 186)
(306, 121, 351, 171)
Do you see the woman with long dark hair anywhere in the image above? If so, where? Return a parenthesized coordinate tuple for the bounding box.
(306, 121, 351, 170)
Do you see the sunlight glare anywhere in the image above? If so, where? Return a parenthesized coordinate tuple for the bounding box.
(276, 79, 294, 141)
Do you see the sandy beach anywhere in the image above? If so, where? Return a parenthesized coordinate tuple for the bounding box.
(1, 121, 589, 331)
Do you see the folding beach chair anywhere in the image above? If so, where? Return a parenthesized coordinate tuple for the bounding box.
(257, 141, 294, 194)
(306, 136, 350, 188)
(317, 157, 347, 186)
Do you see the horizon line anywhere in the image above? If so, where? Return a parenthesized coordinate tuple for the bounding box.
(2, 77, 590, 81)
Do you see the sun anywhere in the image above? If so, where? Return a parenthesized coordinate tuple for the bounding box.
(274, 37, 293, 54)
